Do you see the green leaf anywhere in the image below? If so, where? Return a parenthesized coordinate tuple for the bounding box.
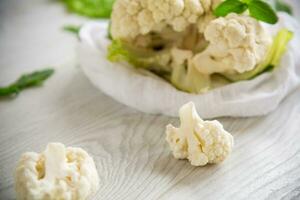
(214, 0, 248, 17)
(63, 25, 81, 35)
(107, 40, 171, 76)
(0, 86, 19, 96)
(63, 0, 115, 18)
(248, 0, 278, 24)
(0, 68, 54, 97)
(107, 40, 131, 63)
(268, 29, 293, 66)
(275, 0, 293, 15)
(214, 0, 278, 24)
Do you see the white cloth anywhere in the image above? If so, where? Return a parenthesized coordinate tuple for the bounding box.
(78, 13, 300, 118)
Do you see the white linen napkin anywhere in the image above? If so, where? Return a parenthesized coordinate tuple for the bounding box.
(78, 13, 300, 118)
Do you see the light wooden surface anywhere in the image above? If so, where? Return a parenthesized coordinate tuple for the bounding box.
(1, 1, 300, 199)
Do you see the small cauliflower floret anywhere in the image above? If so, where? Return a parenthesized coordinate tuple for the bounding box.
(192, 13, 272, 74)
(166, 102, 234, 166)
(15, 143, 99, 200)
(111, 0, 217, 40)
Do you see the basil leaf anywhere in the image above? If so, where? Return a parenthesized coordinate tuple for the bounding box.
(275, 0, 292, 15)
(15, 69, 54, 88)
(248, 0, 278, 24)
(214, 0, 248, 17)
(0, 69, 54, 97)
(0, 85, 19, 96)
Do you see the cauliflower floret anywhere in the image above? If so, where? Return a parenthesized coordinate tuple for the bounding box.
(15, 143, 99, 200)
(166, 102, 234, 166)
(192, 13, 272, 74)
(111, 0, 217, 39)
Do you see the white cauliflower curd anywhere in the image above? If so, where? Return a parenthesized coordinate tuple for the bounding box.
(192, 13, 272, 74)
(166, 102, 234, 166)
(15, 143, 99, 200)
(108, 0, 292, 93)
(111, 0, 222, 39)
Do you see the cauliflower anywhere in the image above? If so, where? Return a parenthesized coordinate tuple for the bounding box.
(166, 102, 234, 166)
(108, 0, 292, 93)
(15, 143, 99, 200)
(192, 13, 272, 74)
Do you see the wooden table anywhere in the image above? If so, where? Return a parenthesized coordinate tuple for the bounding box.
(1, 1, 300, 199)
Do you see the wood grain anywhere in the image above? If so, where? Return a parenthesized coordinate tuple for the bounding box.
(1, 1, 300, 199)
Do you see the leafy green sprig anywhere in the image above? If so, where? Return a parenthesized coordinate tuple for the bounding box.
(0, 69, 54, 97)
(214, 0, 278, 24)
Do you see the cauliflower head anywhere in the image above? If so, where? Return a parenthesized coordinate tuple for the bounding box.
(15, 143, 99, 200)
(108, 0, 292, 93)
(166, 102, 234, 166)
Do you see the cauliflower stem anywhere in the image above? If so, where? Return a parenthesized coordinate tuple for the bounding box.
(107, 39, 172, 77)
(108, 39, 212, 93)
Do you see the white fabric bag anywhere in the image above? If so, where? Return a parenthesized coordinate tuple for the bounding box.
(78, 13, 300, 118)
